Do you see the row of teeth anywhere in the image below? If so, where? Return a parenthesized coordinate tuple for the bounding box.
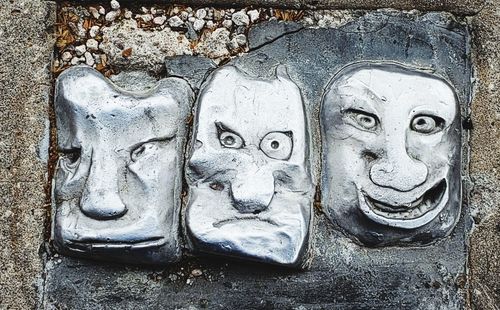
(369, 197, 433, 219)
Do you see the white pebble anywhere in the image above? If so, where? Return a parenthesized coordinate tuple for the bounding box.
(86, 38, 99, 50)
(206, 20, 215, 29)
(188, 16, 196, 23)
(180, 11, 189, 20)
(232, 10, 250, 26)
(153, 16, 166, 25)
(150, 7, 157, 15)
(70, 56, 83, 65)
(172, 7, 180, 14)
(247, 10, 259, 23)
(193, 19, 205, 31)
(195, 9, 207, 20)
(168, 16, 184, 27)
(222, 19, 232, 29)
(89, 7, 100, 19)
(105, 10, 120, 22)
(84, 52, 95, 66)
(235, 34, 247, 46)
(74, 44, 86, 56)
(89, 25, 100, 38)
(227, 38, 239, 51)
(138, 14, 153, 22)
(123, 10, 132, 19)
(98, 6, 105, 15)
(141, 7, 148, 14)
(110, 0, 120, 10)
(61, 51, 72, 62)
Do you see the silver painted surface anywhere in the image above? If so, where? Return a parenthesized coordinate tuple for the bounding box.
(185, 65, 314, 267)
(52, 66, 193, 264)
(321, 62, 461, 246)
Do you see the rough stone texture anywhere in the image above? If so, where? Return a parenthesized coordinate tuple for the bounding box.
(248, 20, 304, 50)
(467, 0, 500, 308)
(43, 11, 473, 309)
(0, 1, 56, 309)
(73, 0, 486, 15)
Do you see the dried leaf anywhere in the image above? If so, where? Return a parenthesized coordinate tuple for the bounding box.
(122, 47, 133, 58)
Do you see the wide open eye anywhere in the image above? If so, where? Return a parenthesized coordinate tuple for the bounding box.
(345, 109, 379, 131)
(59, 148, 81, 170)
(130, 137, 174, 162)
(216, 122, 244, 149)
(411, 115, 444, 134)
(260, 131, 293, 160)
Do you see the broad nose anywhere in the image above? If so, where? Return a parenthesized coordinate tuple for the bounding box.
(369, 134, 428, 192)
(230, 168, 275, 214)
(80, 152, 127, 220)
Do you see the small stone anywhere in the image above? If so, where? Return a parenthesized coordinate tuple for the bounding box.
(53, 59, 60, 68)
(232, 10, 249, 26)
(214, 10, 223, 21)
(84, 52, 95, 66)
(141, 7, 149, 14)
(234, 34, 247, 46)
(180, 11, 189, 21)
(247, 9, 259, 23)
(70, 56, 82, 65)
(172, 7, 180, 15)
(193, 19, 205, 31)
(75, 44, 86, 56)
(61, 51, 72, 62)
(138, 14, 153, 23)
(105, 10, 120, 22)
(186, 278, 193, 285)
(186, 7, 193, 13)
(86, 38, 99, 50)
(191, 269, 203, 277)
(206, 20, 215, 29)
(124, 10, 132, 19)
(168, 16, 184, 27)
(150, 7, 157, 15)
(195, 9, 207, 20)
(89, 25, 100, 38)
(227, 38, 239, 51)
(222, 19, 232, 29)
(110, 0, 120, 10)
(188, 16, 196, 23)
(98, 6, 105, 15)
(89, 7, 100, 19)
(153, 16, 166, 25)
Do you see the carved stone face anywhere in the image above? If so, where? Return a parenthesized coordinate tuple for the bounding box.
(321, 63, 461, 246)
(52, 66, 192, 264)
(186, 66, 313, 267)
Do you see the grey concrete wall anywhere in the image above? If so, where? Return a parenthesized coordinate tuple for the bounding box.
(0, 0, 498, 309)
(0, 1, 56, 309)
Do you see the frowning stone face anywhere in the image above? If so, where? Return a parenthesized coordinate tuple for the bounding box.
(321, 63, 461, 246)
(52, 66, 193, 264)
(185, 66, 314, 267)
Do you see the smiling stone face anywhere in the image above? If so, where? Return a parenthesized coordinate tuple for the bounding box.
(321, 63, 461, 246)
(185, 65, 313, 267)
(52, 66, 192, 264)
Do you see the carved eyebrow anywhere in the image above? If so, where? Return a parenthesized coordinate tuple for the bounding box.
(214, 121, 246, 146)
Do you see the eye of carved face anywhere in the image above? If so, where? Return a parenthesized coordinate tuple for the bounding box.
(130, 137, 175, 162)
(344, 109, 380, 131)
(260, 131, 293, 160)
(60, 147, 82, 171)
(216, 122, 245, 149)
(411, 115, 445, 134)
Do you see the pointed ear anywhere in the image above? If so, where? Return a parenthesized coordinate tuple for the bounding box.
(275, 64, 291, 81)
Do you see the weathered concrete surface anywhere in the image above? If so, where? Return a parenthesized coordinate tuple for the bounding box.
(467, 0, 500, 308)
(74, 0, 486, 15)
(0, 1, 56, 309)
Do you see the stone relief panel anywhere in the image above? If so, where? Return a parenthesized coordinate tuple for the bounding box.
(321, 62, 461, 246)
(52, 66, 193, 264)
(185, 65, 314, 267)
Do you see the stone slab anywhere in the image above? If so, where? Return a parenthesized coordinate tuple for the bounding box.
(43, 11, 472, 309)
(0, 1, 57, 309)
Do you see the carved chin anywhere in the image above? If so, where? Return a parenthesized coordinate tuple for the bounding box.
(357, 180, 448, 229)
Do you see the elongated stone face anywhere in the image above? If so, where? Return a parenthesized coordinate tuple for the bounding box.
(321, 63, 461, 246)
(52, 66, 193, 264)
(185, 65, 314, 267)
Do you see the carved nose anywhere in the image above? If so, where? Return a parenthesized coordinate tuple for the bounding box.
(80, 155, 127, 220)
(368, 141, 428, 192)
(230, 169, 275, 214)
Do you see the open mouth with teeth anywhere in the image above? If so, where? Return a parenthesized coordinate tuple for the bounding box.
(358, 180, 448, 229)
